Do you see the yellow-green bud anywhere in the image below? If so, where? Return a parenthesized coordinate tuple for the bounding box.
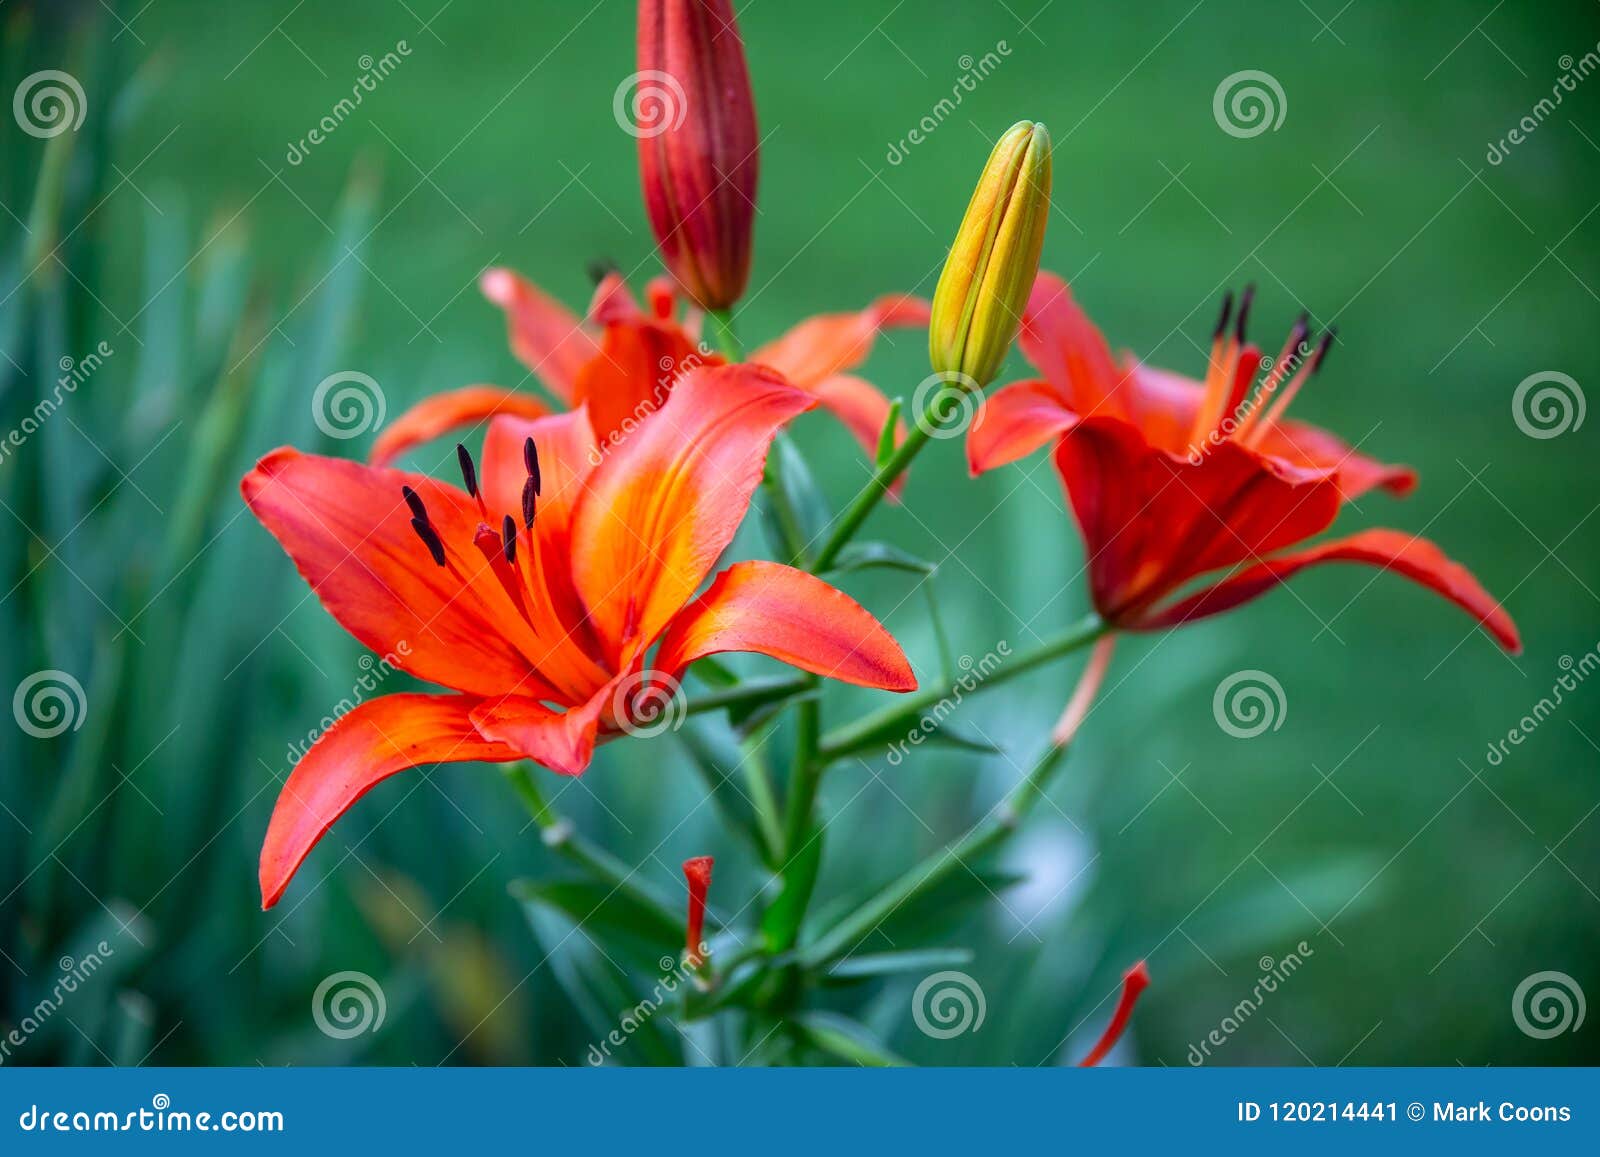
(928, 121, 1052, 390)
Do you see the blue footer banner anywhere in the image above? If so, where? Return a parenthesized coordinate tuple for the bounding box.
(1, 1068, 1596, 1151)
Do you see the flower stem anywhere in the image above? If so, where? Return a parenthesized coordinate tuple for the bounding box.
(800, 738, 1073, 968)
(782, 688, 822, 858)
(812, 419, 933, 573)
(707, 308, 743, 361)
(817, 613, 1108, 763)
(682, 674, 813, 719)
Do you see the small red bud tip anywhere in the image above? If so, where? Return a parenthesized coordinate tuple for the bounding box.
(683, 855, 713, 968)
(1078, 961, 1150, 1067)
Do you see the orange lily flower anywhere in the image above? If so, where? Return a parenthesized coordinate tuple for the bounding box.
(968, 273, 1521, 651)
(243, 365, 916, 908)
(370, 267, 929, 469)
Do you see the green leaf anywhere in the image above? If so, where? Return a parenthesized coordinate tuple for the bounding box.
(875, 399, 903, 467)
(825, 947, 975, 982)
(511, 877, 683, 976)
(825, 540, 935, 577)
(792, 1012, 909, 1066)
(760, 432, 831, 564)
(761, 830, 824, 953)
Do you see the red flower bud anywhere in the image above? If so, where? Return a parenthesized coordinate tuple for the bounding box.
(635, 0, 759, 311)
(682, 855, 714, 968)
(1078, 961, 1150, 1066)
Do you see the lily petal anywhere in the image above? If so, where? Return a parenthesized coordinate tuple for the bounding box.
(1135, 528, 1522, 652)
(242, 448, 553, 698)
(1018, 272, 1127, 417)
(480, 268, 598, 402)
(573, 314, 713, 451)
(967, 378, 1077, 475)
(1260, 419, 1418, 501)
(369, 385, 549, 468)
(570, 364, 815, 654)
(259, 693, 521, 908)
(751, 294, 930, 388)
(655, 560, 917, 691)
(467, 680, 619, 777)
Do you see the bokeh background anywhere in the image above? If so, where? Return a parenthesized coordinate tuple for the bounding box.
(2, 0, 1597, 1066)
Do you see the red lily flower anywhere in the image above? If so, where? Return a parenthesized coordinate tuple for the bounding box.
(370, 267, 929, 470)
(967, 273, 1520, 651)
(682, 855, 713, 968)
(243, 365, 916, 908)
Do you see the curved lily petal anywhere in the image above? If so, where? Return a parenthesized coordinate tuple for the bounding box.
(751, 294, 930, 388)
(1261, 419, 1418, 501)
(570, 364, 815, 654)
(809, 373, 899, 459)
(242, 448, 555, 698)
(480, 268, 597, 402)
(573, 315, 713, 451)
(1018, 272, 1127, 417)
(369, 385, 549, 468)
(655, 560, 916, 691)
(259, 693, 521, 908)
(467, 679, 621, 778)
(1053, 418, 1342, 622)
(1134, 528, 1522, 653)
(967, 378, 1077, 475)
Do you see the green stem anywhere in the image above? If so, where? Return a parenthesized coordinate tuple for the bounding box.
(707, 308, 743, 361)
(503, 763, 679, 925)
(683, 674, 812, 719)
(801, 739, 1073, 968)
(812, 420, 933, 573)
(818, 614, 1109, 763)
(782, 688, 823, 858)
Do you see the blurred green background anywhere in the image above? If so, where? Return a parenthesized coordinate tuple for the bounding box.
(2, 0, 1597, 1066)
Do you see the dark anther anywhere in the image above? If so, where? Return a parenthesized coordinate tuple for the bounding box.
(1233, 284, 1255, 343)
(502, 515, 517, 564)
(523, 436, 542, 496)
(456, 444, 479, 498)
(586, 258, 621, 286)
(410, 517, 447, 567)
(1212, 290, 1234, 341)
(401, 485, 429, 522)
(1311, 328, 1336, 373)
(521, 476, 538, 529)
